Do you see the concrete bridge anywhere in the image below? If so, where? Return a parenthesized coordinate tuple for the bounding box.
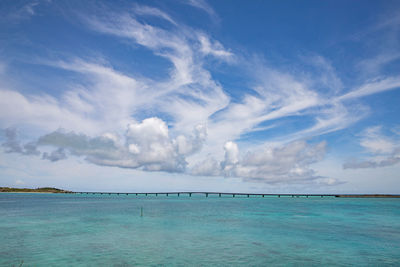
(73, 192, 400, 198)
(74, 192, 340, 198)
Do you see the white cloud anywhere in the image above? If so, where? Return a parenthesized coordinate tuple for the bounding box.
(192, 140, 329, 184)
(198, 34, 233, 60)
(133, 4, 177, 26)
(357, 53, 400, 75)
(360, 126, 395, 154)
(83, 10, 231, 135)
(35, 118, 207, 172)
(339, 77, 400, 101)
(344, 126, 400, 169)
(191, 156, 220, 176)
(0, 89, 99, 134)
(185, 0, 218, 19)
(223, 141, 239, 165)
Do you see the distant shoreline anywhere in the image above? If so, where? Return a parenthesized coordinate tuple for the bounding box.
(0, 187, 73, 194)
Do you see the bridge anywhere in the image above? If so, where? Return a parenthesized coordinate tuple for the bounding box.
(73, 192, 400, 198)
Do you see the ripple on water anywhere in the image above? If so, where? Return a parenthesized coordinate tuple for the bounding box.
(0, 194, 400, 266)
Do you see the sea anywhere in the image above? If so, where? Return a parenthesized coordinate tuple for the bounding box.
(1, 193, 399, 266)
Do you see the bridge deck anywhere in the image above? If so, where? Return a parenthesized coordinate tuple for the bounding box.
(73, 192, 400, 198)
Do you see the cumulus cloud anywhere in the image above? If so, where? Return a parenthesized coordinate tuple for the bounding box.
(191, 156, 220, 176)
(192, 140, 328, 184)
(221, 141, 239, 175)
(36, 118, 207, 172)
(344, 126, 400, 169)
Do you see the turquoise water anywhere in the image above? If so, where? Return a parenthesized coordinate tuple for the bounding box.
(1, 193, 400, 266)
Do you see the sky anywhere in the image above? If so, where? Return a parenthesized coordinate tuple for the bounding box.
(0, 0, 400, 193)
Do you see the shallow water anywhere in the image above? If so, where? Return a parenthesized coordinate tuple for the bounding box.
(1, 193, 399, 266)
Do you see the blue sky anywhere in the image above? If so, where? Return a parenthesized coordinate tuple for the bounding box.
(0, 0, 400, 193)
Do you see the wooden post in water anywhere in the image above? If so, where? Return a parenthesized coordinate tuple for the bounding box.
(219, 193, 221, 197)
(155, 193, 158, 196)
(262, 194, 264, 198)
(247, 194, 250, 198)
(233, 194, 235, 198)
(206, 193, 208, 197)
(189, 193, 192, 197)
(178, 193, 180, 197)
(140, 207, 143, 217)
(278, 195, 280, 198)
(166, 193, 169, 196)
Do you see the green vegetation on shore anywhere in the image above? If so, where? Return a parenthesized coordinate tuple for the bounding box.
(0, 187, 72, 193)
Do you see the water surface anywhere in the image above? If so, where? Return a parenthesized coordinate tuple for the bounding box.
(1, 193, 399, 266)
